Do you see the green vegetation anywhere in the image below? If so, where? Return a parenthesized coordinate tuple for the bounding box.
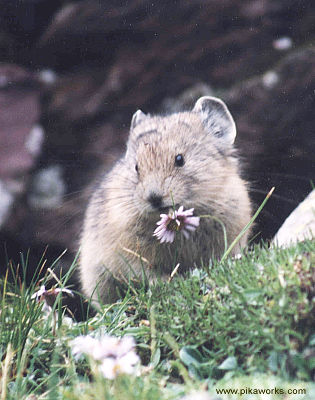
(0, 239, 314, 399)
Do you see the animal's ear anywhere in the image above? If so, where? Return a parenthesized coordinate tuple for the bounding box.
(193, 96, 236, 145)
(130, 109, 147, 130)
(126, 109, 147, 159)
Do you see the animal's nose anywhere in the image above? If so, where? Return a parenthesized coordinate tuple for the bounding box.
(148, 192, 163, 209)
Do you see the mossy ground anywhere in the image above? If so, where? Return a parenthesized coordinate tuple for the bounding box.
(0, 238, 314, 399)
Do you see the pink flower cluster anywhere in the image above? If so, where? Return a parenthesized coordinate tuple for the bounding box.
(153, 206, 200, 243)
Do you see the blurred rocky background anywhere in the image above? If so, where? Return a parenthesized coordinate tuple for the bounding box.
(0, 0, 314, 281)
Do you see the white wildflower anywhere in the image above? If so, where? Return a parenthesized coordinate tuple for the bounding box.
(70, 334, 140, 379)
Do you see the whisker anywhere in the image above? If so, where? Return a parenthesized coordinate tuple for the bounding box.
(248, 188, 298, 205)
(248, 171, 313, 182)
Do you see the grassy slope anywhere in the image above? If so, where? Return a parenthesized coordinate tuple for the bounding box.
(0, 238, 314, 399)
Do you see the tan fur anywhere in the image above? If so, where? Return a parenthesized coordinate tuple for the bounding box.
(79, 97, 252, 304)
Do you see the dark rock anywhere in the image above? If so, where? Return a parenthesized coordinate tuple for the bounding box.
(227, 48, 315, 238)
(38, 0, 315, 91)
(0, 0, 70, 65)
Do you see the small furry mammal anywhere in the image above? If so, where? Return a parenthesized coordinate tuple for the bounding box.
(80, 96, 251, 304)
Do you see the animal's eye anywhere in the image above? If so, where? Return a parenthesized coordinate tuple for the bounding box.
(175, 154, 184, 167)
(135, 164, 139, 173)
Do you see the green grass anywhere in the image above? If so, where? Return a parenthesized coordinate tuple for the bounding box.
(0, 238, 314, 399)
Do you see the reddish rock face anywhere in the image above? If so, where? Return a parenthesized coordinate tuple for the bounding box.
(0, 64, 42, 237)
(0, 64, 41, 180)
(0, 0, 314, 284)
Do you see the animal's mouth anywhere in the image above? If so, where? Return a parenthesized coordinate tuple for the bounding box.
(158, 206, 171, 213)
(158, 205, 179, 214)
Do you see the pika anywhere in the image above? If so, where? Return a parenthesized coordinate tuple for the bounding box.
(79, 97, 251, 304)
